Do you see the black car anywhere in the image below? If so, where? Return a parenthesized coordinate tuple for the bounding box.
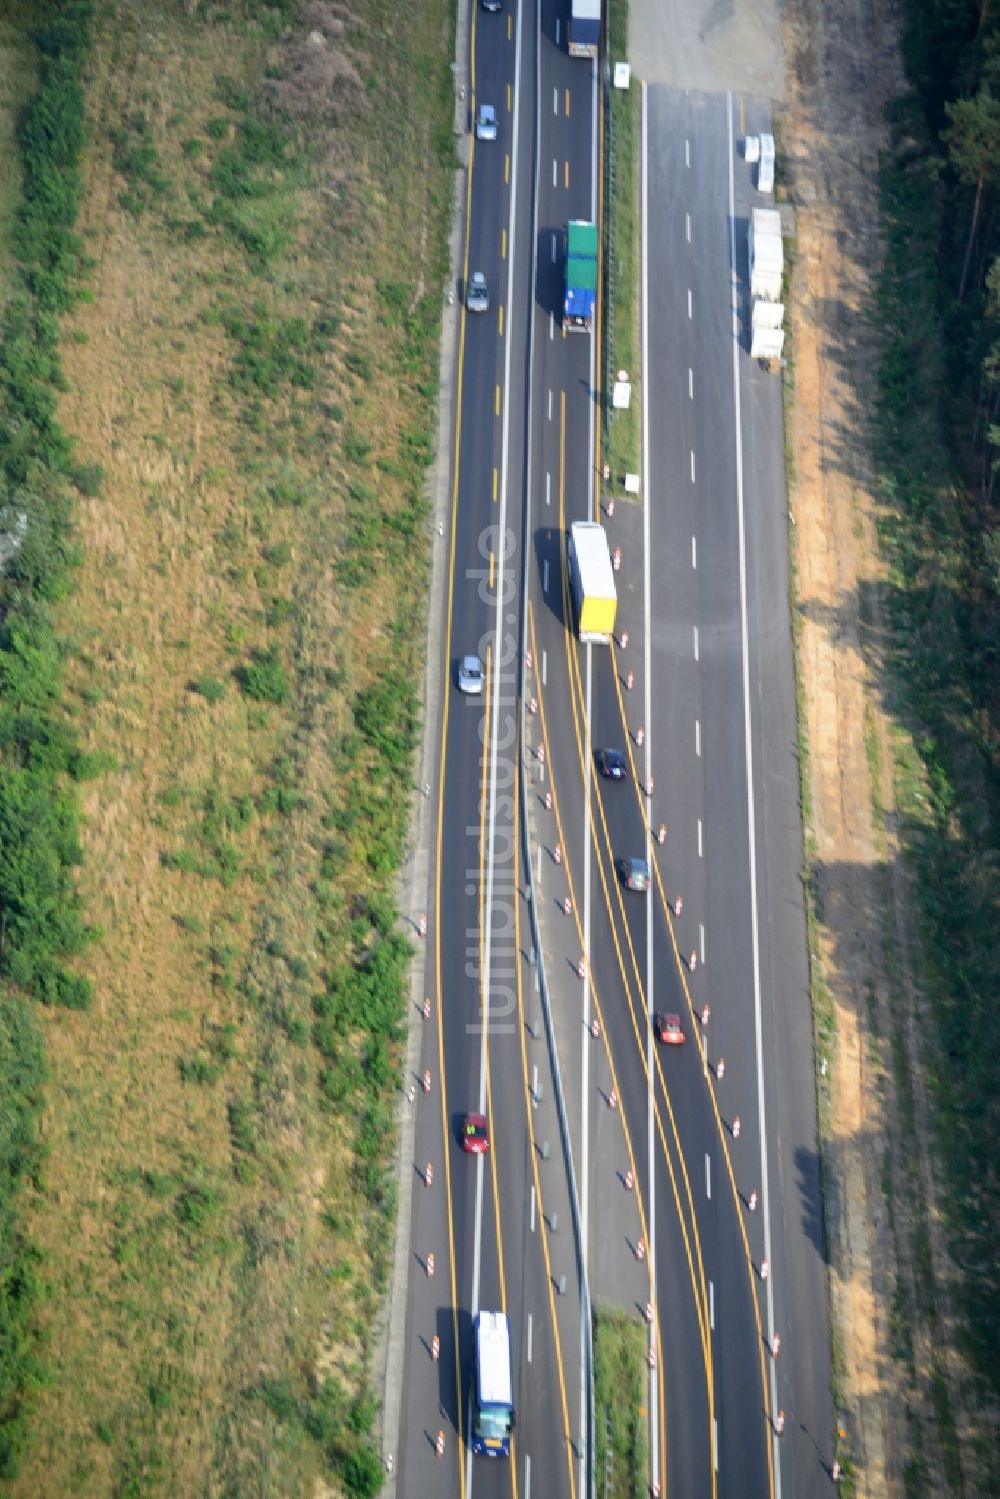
(597, 748, 628, 781)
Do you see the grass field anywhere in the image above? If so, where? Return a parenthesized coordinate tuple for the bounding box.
(602, 0, 640, 491)
(0, 8, 36, 304)
(593, 1306, 649, 1499)
(4, 0, 455, 1493)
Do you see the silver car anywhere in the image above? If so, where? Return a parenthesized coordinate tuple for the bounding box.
(467, 271, 489, 313)
(475, 103, 498, 142)
(458, 655, 485, 695)
(618, 856, 650, 892)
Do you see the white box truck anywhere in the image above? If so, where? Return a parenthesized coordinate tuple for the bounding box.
(758, 133, 775, 194)
(748, 208, 783, 301)
(569, 521, 617, 644)
(750, 299, 785, 362)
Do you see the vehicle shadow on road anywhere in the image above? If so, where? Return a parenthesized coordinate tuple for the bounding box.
(794, 1141, 827, 1262)
(532, 525, 568, 629)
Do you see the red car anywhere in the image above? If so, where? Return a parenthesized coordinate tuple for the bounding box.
(461, 1113, 490, 1153)
(655, 1013, 685, 1046)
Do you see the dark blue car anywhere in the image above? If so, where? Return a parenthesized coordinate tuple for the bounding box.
(597, 748, 628, 781)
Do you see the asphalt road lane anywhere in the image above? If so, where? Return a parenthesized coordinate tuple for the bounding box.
(398, 4, 582, 1497)
(643, 80, 835, 1496)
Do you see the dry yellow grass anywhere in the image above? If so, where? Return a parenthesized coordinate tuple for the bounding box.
(10, 0, 452, 1491)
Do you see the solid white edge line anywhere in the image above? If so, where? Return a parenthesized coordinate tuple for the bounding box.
(727, 89, 781, 1499)
(640, 78, 660, 1495)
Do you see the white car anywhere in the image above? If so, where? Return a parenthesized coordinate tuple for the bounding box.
(458, 655, 485, 695)
(476, 103, 498, 142)
(467, 271, 489, 313)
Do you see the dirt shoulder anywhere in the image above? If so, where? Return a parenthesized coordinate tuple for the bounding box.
(782, 0, 987, 1492)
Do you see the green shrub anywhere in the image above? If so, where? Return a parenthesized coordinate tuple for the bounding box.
(192, 673, 226, 702)
(237, 646, 289, 704)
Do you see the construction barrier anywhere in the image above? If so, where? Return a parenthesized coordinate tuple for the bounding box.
(626, 670, 635, 691)
(417, 914, 427, 939)
(761, 1258, 769, 1281)
(427, 1252, 435, 1279)
(717, 1057, 726, 1080)
(636, 725, 645, 747)
(424, 1162, 434, 1189)
(675, 895, 684, 916)
(609, 1088, 618, 1111)
(422, 1069, 431, 1095)
(563, 896, 572, 916)
(636, 1237, 645, 1261)
(422, 997, 431, 1022)
(772, 1333, 781, 1359)
(701, 1003, 710, 1026)
(689, 950, 698, 972)
(625, 1169, 634, 1192)
(732, 1115, 741, 1140)
(613, 546, 622, 572)
(657, 824, 667, 845)
(749, 1188, 758, 1212)
(431, 1334, 441, 1360)
(436, 1431, 445, 1458)
(620, 629, 629, 649)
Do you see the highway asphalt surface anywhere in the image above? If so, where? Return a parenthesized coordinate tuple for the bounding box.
(394, 4, 584, 1498)
(393, 4, 835, 1498)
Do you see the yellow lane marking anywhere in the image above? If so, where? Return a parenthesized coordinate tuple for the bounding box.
(499, 303, 505, 338)
(489, 550, 496, 591)
(479, 652, 518, 1498)
(557, 395, 715, 1487)
(507, 12, 512, 41)
(430, 0, 481, 1473)
(493, 466, 499, 503)
(556, 451, 713, 1351)
(495, 383, 502, 416)
(612, 661, 776, 1498)
(565, 88, 571, 116)
(739, 96, 746, 137)
(507, 81, 512, 112)
(502, 227, 508, 259)
(564, 159, 570, 190)
(527, 603, 667, 1462)
(512, 760, 577, 1499)
(505, 153, 511, 185)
